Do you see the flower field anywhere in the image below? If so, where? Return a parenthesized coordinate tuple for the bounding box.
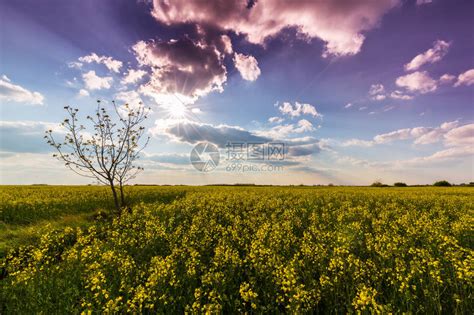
(1, 186, 473, 313)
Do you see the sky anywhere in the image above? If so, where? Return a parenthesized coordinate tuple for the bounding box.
(0, 0, 473, 185)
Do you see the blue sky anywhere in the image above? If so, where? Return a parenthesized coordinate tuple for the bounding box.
(0, 0, 473, 185)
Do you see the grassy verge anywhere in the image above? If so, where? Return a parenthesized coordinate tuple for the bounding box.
(0, 185, 188, 257)
(0, 212, 95, 257)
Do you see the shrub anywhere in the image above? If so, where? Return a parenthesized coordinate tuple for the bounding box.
(371, 181, 388, 187)
(433, 180, 451, 187)
(394, 182, 407, 187)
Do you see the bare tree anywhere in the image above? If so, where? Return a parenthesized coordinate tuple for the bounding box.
(45, 100, 150, 213)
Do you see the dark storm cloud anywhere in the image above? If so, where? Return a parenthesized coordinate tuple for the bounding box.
(151, 119, 271, 148)
(133, 36, 227, 100)
(151, 0, 399, 56)
(143, 153, 190, 165)
(288, 143, 322, 157)
(150, 119, 325, 161)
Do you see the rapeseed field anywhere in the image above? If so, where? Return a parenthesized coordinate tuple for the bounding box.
(1, 186, 472, 313)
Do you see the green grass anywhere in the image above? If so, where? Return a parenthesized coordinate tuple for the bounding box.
(0, 213, 92, 257)
(0, 185, 186, 256)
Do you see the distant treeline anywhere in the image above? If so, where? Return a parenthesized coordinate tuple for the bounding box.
(25, 181, 474, 187)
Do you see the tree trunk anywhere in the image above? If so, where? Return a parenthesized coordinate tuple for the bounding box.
(119, 182, 126, 208)
(109, 181, 120, 213)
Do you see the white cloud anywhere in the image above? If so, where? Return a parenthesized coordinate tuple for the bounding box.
(344, 103, 353, 109)
(121, 69, 147, 85)
(364, 145, 473, 171)
(278, 103, 295, 115)
(150, 0, 399, 57)
(369, 83, 384, 95)
(369, 83, 386, 101)
(142, 152, 191, 166)
(0, 75, 44, 105)
(382, 105, 395, 112)
(395, 71, 437, 94)
(372, 94, 386, 101)
(139, 87, 196, 108)
(335, 155, 370, 167)
(295, 119, 314, 133)
(440, 121, 459, 130)
(256, 124, 297, 139)
(78, 53, 123, 73)
(301, 104, 322, 117)
(77, 89, 90, 98)
(359, 106, 368, 111)
(376, 121, 460, 145)
(404, 40, 450, 71)
(82, 70, 113, 90)
(375, 123, 460, 146)
(68, 61, 83, 69)
(341, 120, 464, 147)
(0, 120, 62, 132)
(439, 74, 456, 85)
(424, 146, 473, 160)
(454, 69, 474, 87)
(414, 129, 449, 145)
(114, 90, 143, 106)
(256, 119, 316, 138)
(221, 35, 233, 54)
(397, 146, 474, 166)
(444, 124, 474, 146)
(373, 128, 412, 144)
(268, 116, 284, 124)
(0, 152, 90, 185)
(342, 139, 374, 147)
(233, 53, 261, 81)
(390, 90, 413, 100)
(65, 77, 79, 88)
(336, 122, 473, 175)
(278, 101, 323, 118)
(113, 90, 149, 119)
